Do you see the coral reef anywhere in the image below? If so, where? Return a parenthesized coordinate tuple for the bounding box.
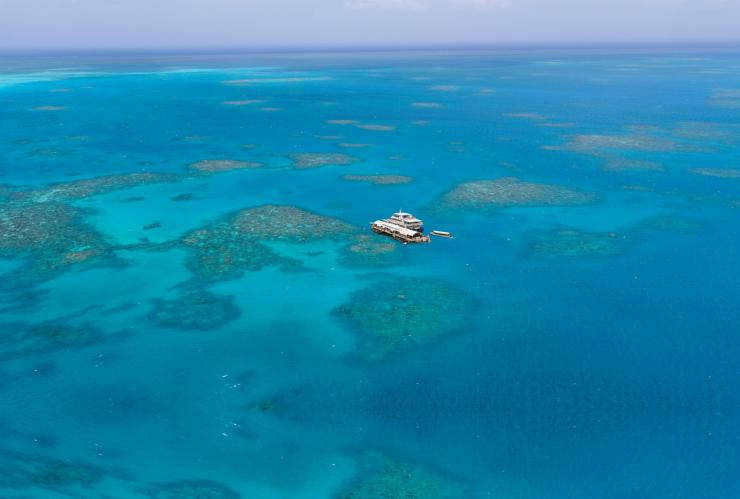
(526, 229, 630, 259)
(689, 167, 740, 179)
(230, 205, 356, 241)
(437, 177, 598, 211)
(429, 85, 459, 92)
(547, 133, 690, 154)
(288, 153, 360, 169)
(171, 193, 196, 202)
(353, 124, 395, 132)
(0, 201, 113, 284)
(23, 172, 181, 203)
(504, 112, 545, 120)
(32, 106, 65, 111)
(341, 174, 413, 185)
(222, 100, 265, 106)
(147, 291, 241, 331)
(603, 158, 663, 172)
(333, 276, 471, 360)
(334, 450, 463, 499)
(636, 214, 702, 233)
(189, 160, 263, 174)
(0, 450, 104, 493)
(338, 235, 402, 269)
(710, 89, 740, 109)
(0, 321, 103, 360)
(412, 102, 442, 108)
(339, 143, 371, 149)
(144, 479, 241, 499)
(179, 205, 356, 282)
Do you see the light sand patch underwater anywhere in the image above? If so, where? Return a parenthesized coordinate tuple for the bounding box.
(412, 102, 443, 108)
(689, 167, 740, 179)
(338, 143, 371, 149)
(429, 85, 459, 92)
(327, 120, 359, 125)
(221, 100, 265, 106)
(32, 106, 65, 111)
(353, 124, 396, 132)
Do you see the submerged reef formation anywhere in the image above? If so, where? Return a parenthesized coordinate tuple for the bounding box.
(504, 112, 546, 120)
(0, 201, 114, 287)
(341, 174, 413, 185)
(189, 159, 263, 174)
(144, 479, 241, 499)
(603, 158, 663, 172)
(148, 291, 241, 331)
(288, 153, 360, 169)
(333, 276, 471, 361)
(32, 106, 65, 111)
(412, 102, 442, 108)
(180, 205, 357, 282)
(0, 449, 104, 494)
(222, 99, 265, 106)
(353, 124, 395, 132)
(710, 89, 740, 109)
(437, 177, 598, 211)
(23, 172, 181, 203)
(334, 450, 464, 499)
(548, 133, 687, 154)
(635, 214, 702, 233)
(338, 235, 402, 269)
(231, 205, 356, 241)
(429, 85, 459, 92)
(526, 229, 631, 259)
(0, 320, 103, 360)
(689, 167, 740, 179)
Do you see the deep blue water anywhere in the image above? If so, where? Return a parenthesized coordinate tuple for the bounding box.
(1, 48, 739, 498)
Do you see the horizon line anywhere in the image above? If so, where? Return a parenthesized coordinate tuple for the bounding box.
(2, 39, 740, 55)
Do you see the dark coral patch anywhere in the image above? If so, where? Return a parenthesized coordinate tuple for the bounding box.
(338, 235, 403, 269)
(148, 291, 241, 331)
(0, 449, 104, 494)
(144, 479, 241, 499)
(334, 450, 464, 499)
(333, 276, 471, 361)
(0, 321, 104, 360)
(526, 229, 631, 259)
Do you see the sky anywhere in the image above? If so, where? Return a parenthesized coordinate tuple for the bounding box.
(0, 0, 739, 49)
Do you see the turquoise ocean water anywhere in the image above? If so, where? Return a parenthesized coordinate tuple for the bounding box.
(1, 48, 739, 498)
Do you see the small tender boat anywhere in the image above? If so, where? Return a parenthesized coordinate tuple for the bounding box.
(430, 230, 453, 238)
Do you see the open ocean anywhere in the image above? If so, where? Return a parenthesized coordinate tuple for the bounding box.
(1, 47, 739, 498)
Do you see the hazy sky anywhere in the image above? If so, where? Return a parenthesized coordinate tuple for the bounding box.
(1, 0, 738, 49)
